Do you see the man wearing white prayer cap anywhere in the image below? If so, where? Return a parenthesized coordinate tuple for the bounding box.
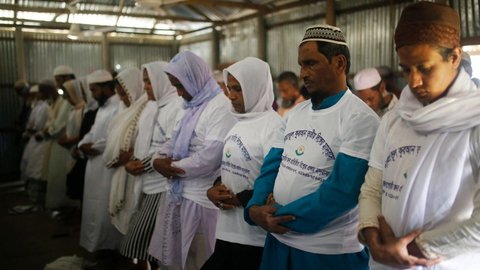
(44, 66, 78, 211)
(43, 67, 74, 211)
(245, 24, 379, 270)
(353, 67, 398, 117)
(53, 65, 75, 88)
(78, 69, 123, 253)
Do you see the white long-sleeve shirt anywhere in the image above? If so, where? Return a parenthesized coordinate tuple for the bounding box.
(79, 95, 120, 152)
(154, 93, 236, 208)
(79, 94, 123, 252)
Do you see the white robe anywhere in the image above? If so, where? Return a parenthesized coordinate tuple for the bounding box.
(21, 100, 49, 180)
(44, 95, 73, 209)
(79, 95, 123, 252)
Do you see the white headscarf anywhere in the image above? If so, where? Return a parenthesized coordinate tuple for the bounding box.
(117, 67, 144, 104)
(63, 79, 85, 138)
(222, 57, 274, 120)
(143, 61, 180, 107)
(103, 67, 147, 167)
(78, 76, 98, 113)
(134, 61, 178, 160)
(384, 67, 480, 241)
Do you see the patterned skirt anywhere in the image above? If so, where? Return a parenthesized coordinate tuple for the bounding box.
(120, 192, 162, 262)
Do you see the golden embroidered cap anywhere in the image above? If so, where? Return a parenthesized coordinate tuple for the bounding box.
(395, 2, 460, 50)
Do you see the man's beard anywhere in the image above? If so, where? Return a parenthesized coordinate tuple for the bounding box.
(96, 92, 108, 106)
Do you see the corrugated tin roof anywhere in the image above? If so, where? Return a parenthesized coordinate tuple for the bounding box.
(0, 0, 325, 37)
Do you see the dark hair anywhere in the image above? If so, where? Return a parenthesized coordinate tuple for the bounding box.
(96, 80, 116, 91)
(299, 85, 310, 99)
(316, 41, 351, 75)
(277, 71, 299, 88)
(434, 46, 454, 61)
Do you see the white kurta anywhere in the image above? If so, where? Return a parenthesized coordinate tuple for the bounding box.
(44, 96, 73, 209)
(79, 95, 123, 252)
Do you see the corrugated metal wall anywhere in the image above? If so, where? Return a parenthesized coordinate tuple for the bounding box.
(220, 18, 258, 64)
(267, 21, 321, 77)
(0, 31, 17, 85)
(337, 1, 411, 74)
(0, 31, 21, 175)
(451, 0, 480, 39)
(179, 40, 213, 68)
(266, 2, 327, 77)
(264, 1, 421, 77)
(110, 43, 172, 70)
(24, 39, 102, 82)
(265, 1, 411, 77)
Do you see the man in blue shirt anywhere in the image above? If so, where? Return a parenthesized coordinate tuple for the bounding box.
(245, 24, 379, 270)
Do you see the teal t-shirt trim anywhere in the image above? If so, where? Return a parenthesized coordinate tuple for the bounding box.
(312, 90, 347, 110)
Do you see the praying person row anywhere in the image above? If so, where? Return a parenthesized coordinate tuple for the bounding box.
(16, 2, 480, 269)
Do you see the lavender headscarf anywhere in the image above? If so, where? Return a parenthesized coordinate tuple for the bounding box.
(165, 51, 222, 160)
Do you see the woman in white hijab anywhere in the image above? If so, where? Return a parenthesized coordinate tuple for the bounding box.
(58, 79, 86, 171)
(149, 51, 236, 270)
(202, 57, 283, 270)
(103, 67, 146, 235)
(120, 61, 183, 270)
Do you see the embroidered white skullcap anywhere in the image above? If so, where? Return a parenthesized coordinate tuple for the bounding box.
(87, 69, 113, 85)
(30, 85, 39, 93)
(53, 65, 74, 76)
(301, 24, 348, 46)
(353, 68, 382, 91)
